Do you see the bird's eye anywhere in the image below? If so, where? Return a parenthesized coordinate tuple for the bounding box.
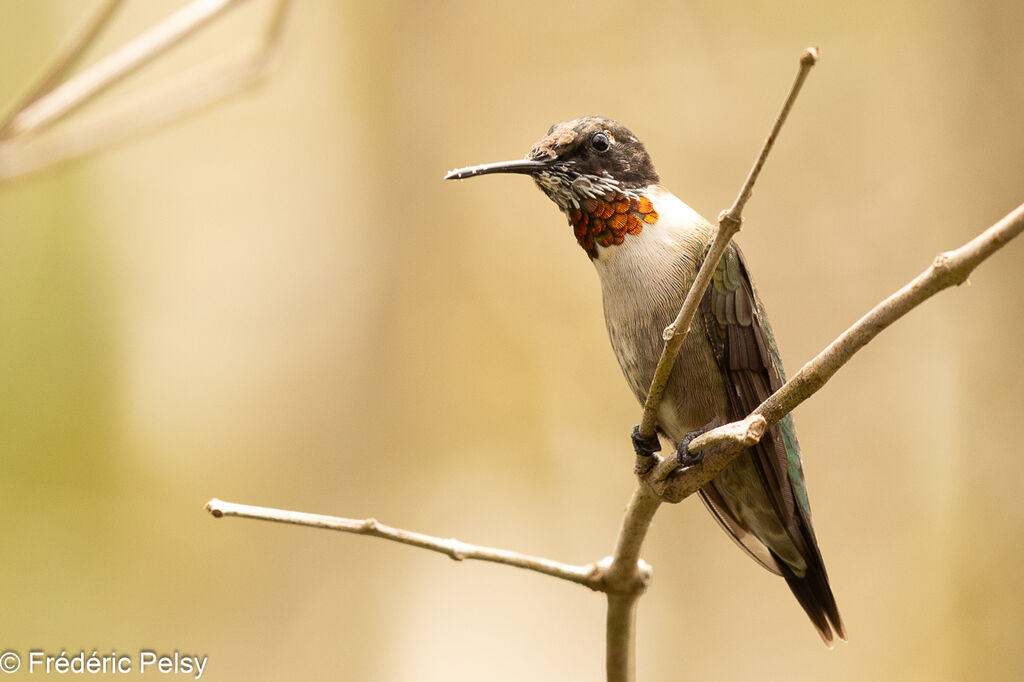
(591, 132, 611, 153)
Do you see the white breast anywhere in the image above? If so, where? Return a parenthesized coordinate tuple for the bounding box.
(590, 185, 726, 436)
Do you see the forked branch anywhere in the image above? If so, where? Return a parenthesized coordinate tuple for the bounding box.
(204, 196, 1023, 680)
(196, 44, 1024, 682)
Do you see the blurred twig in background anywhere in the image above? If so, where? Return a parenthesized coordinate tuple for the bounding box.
(0, 0, 292, 184)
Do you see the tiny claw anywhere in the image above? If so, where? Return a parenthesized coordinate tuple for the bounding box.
(675, 429, 706, 468)
(631, 425, 661, 458)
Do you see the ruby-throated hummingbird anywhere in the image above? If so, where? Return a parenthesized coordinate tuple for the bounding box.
(445, 116, 845, 646)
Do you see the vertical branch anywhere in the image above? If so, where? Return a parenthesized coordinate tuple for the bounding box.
(603, 488, 659, 682)
(604, 488, 661, 584)
(606, 594, 640, 682)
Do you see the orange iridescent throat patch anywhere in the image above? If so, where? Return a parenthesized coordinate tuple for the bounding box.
(569, 192, 658, 258)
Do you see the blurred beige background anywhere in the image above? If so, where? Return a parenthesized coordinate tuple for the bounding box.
(2, 1, 1023, 680)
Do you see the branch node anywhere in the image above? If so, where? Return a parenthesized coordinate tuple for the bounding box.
(742, 415, 768, 445)
(596, 555, 653, 595)
(449, 540, 469, 561)
(361, 518, 379, 532)
(636, 559, 653, 588)
(931, 250, 970, 286)
(583, 561, 605, 589)
(717, 210, 743, 233)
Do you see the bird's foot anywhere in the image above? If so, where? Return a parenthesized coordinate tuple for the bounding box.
(675, 428, 707, 468)
(632, 426, 661, 475)
(631, 425, 661, 458)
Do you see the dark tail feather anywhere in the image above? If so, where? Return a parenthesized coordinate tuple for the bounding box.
(779, 556, 846, 648)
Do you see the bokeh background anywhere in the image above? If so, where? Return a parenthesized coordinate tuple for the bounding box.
(2, 1, 1023, 680)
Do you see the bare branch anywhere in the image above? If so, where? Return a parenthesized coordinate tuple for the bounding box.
(203, 197, 1022, 678)
(205, 498, 602, 589)
(636, 47, 820, 442)
(192, 40, 1021, 682)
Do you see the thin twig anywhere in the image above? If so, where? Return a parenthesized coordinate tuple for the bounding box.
(721, 47, 821, 226)
(636, 47, 820, 441)
(205, 498, 602, 588)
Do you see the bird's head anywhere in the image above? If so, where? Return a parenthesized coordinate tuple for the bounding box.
(446, 116, 662, 258)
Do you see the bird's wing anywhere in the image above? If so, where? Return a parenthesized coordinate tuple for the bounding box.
(696, 487, 783, 574)
(699, 243, 845, 644)
(700, 242, 808, 531)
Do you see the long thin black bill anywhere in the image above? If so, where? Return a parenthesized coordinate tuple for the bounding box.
(444, 158, 548, 180)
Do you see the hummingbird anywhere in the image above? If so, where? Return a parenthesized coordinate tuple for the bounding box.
(445, 116, 845, 646)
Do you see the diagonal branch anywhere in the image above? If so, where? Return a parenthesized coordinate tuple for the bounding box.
(677, 200, 1024, 482)
(749, 201, 1024, 428)
(635, 47, 820, 443)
